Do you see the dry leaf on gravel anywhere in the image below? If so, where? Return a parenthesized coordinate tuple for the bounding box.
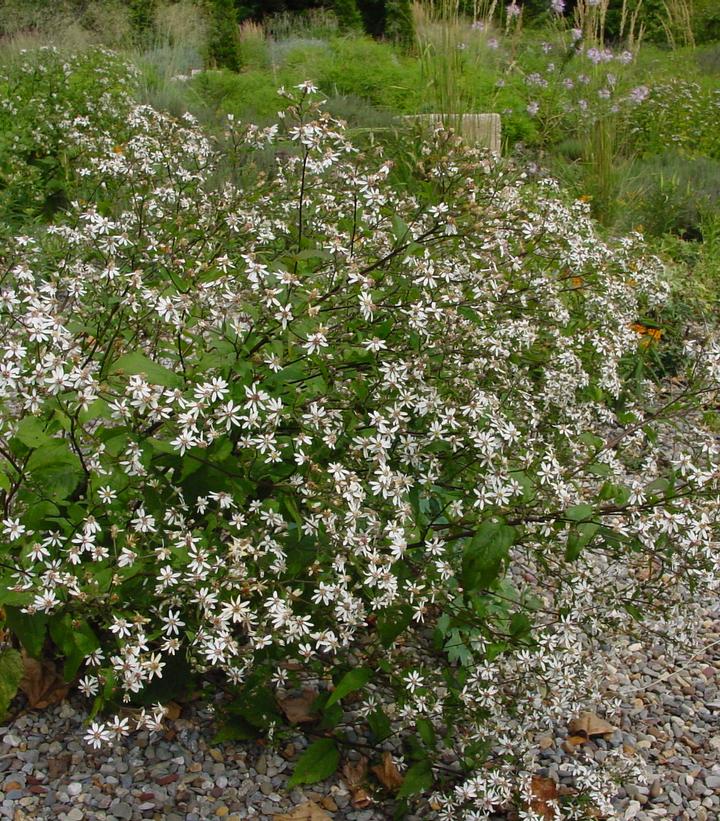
(163, 701, 182, 720)
(19, 652, 69, 709)
(530, 775, 559, 820)
(567, 711, 616, 739)
(273, 801, 332, 821)
(371, 751, 404, 791)
(566, 734, 591, 748)
(342, 756, 372, 809)
(278, 688, 319, 724)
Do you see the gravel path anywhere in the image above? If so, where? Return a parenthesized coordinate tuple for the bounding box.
(0, 610, 718, 821)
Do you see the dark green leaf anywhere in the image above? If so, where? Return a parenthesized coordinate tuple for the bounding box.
(565, 521, 600, 561)
(416, 717, 436, 747)
(287, 738, 339, 787)
(49, 613, 100, 680)
(326, 667, 372, 708)
(397, 759, 433, 798)
(376, 605, 413, 647)
(461, 521, 516, 592)
(367, 707, 392, 741)
(212, 715, 258, 743)
(5, 607, 47, 658)
(0, 648, 23, 720)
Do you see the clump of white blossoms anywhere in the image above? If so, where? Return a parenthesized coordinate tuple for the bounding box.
(0, 66, 718, 818)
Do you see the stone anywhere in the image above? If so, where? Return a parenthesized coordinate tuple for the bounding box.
(111, 800, 133, 819)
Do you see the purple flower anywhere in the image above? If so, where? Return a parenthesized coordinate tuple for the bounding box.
(628, 85, 649, 103)
(507, 2, 522, 19)
(551, 0, 565, 13)
(527, 101, 540, 115)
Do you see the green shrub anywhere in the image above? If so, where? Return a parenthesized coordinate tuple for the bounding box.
(628, 80, 720, 159)
(207, 0, 241, 71)
(0, 47, 135, 228)
(314, 36, 422, 111)
(189, 69, 282, 122)
(0, 0, 133, 47)
(333, 0, 363, 32)
(615, 154, 720, 240)
(129, 0, 157, 46)
(384, 0, 414, 47)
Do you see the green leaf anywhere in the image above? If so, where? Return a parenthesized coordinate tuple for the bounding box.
(295, 248, 332, 261)
(367, 707, 392, 741)
(4, 607, 47, 658)
(27, 441, 79, 471)
(14, 417, 52, 448)
(564, 503, 594, 522)
(0, 472, 10, 493)
(509, 611, 532, 639)
(326, 667, 372, 708)
(565, 521, 600, 562)
(376, 605, 413, 647)
(31, 463, 82, 503)
(0, 648, 23, 720)
(391, 214, 410, 244)
(461, 521, 516, 592)
(49, 613, 100, 680)
(212, 715, 258, 743)
(396, 759, 433, 798)
(416, 717, 436, 747)
(22, 500, 61, 530)
(110, 352, 182, 388)
(645, 477, 670, 495)
(287, 738, 339, 787)
(588, 462, 611, 477)
(318, 700, 343, 730)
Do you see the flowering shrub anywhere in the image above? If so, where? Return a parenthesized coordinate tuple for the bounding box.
(0, 47, 135, 229)
(1, 64, 719, 818)
(627, 79, 720, 160)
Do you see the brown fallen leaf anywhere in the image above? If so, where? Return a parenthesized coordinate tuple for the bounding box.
(19, 652, 69, 710)
(567, 711, 616, 739)
(342, 756, 372, 809)
(164, 701, 182, 721)
(530, 775, 559, 820)
(278, 688, 319, 724)
(371, 751, 404, 791)
(566, 734, 591, 747)
(273, 801, 332, 821)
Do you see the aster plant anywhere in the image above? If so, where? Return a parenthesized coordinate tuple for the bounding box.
(0, 61, 719, 819)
